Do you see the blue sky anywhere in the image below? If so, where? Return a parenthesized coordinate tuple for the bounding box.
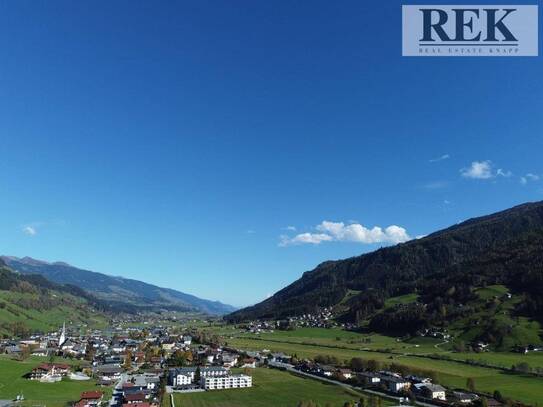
(0, 1, 541, 307)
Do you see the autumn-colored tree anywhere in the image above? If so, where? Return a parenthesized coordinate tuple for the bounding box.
(124, 350, 132, 369)
(466, 377, 476, 392)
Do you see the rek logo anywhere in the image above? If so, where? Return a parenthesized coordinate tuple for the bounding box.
(421, 8, 517, 43)
(402, 5, 538, 57)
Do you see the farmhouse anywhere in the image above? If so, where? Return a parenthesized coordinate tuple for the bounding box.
(241, 357, 256, 368)
(451, 391, 479, 404)
(30, 363, 71, 380)
(415, 383, 446, 400)
(123, 392, 146, 404)
(357, 371, 381, 386)
(76, 391, 104, 407)
(379, 375, 410, 393)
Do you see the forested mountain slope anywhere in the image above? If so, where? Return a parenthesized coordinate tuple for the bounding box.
(227, 201, 543, 344)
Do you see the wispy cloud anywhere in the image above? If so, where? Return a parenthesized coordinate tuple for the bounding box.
(497, 169, 512, 178)
(422, 181, 449, 190)
(22, 226, 37, 236)
(280, 220, 410, 247)
(20, 219, 66, 237)
(429, 154, 450, 163)
(460, 160, 495, 179)
(520, 173, 540, 185)
(283, 226, 297, 231)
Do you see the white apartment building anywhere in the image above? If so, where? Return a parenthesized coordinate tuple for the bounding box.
(169, 367, 228, 386)
(201, 374, 252, 390)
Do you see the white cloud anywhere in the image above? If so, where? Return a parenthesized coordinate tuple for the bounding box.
(460, 160, 494, 179)
(283, 226, 297, 231)
(429, 154, 450, 163)
(279, 232, 333, 246)
(520, 173, 540, 185)
(279, 221, 411, 247)
(497, 169, 512, 178)
(22, 226, 37, 236)
(246, 230, 256, 234)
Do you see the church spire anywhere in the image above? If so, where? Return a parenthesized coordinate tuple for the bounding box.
(59, 321, 66, 347)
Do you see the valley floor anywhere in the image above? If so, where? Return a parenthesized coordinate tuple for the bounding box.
(165, 367, 395, 407)
(202, 325, 543, 405)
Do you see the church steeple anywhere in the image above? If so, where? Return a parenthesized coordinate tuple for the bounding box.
(59, 321, 66, 347)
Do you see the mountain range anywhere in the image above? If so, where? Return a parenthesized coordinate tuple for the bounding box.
(1, 256, 236, 315)
(227, 201, 543, 347)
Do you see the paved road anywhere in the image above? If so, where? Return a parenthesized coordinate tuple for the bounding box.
(109, 373, 128, 407)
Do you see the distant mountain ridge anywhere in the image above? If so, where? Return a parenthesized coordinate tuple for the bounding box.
(227, 201, 543, 338)
(1, 256, 236, 315)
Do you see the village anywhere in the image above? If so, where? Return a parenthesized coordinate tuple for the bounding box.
(0, 319, 257, 407)
(0, 316, 518, 407)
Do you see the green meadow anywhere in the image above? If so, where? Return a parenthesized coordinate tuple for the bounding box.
(0, 290, 109, 336)
(0, 356, 111, 407)
(217, 329, 543, 405)
(166, 367, 393, 407)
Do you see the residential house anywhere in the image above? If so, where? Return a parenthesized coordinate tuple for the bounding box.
(95, 365, 123, 381)
(357, 371, 381, 386)
(76, 391, 104, 407)
(241, 358, 256, 368)
(221, 353, 238, 367)
(123, 393, 146, 404)
(451, 391, 479, 404)
(337, 368, 353, 380)
(30, 363, 71, 380)
(379, 375, 410, 393)
(415, 383, 446, 400)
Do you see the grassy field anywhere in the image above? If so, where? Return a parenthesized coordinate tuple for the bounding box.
(216, 329, 543, 405)
(0, 356, 111, 406)
(166, 368, 393, 407)
(0, 289, 109, 336)
(449, 285, 542, 351)
(196, 286, 543, 405)
(223, 326, 543, 369)
(384, 293, 419, 309)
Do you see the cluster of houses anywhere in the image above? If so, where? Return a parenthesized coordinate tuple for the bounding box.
(242, 321, 275, 334)
(223, 349, 486, 406)
(419, 328, 451, 341)
(294, 361, 483, 404)
(109, 373, 162, 407)
(280, 308, 336, 329)
(1, 322, 84, 358)
(1, 319, 258, 405)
